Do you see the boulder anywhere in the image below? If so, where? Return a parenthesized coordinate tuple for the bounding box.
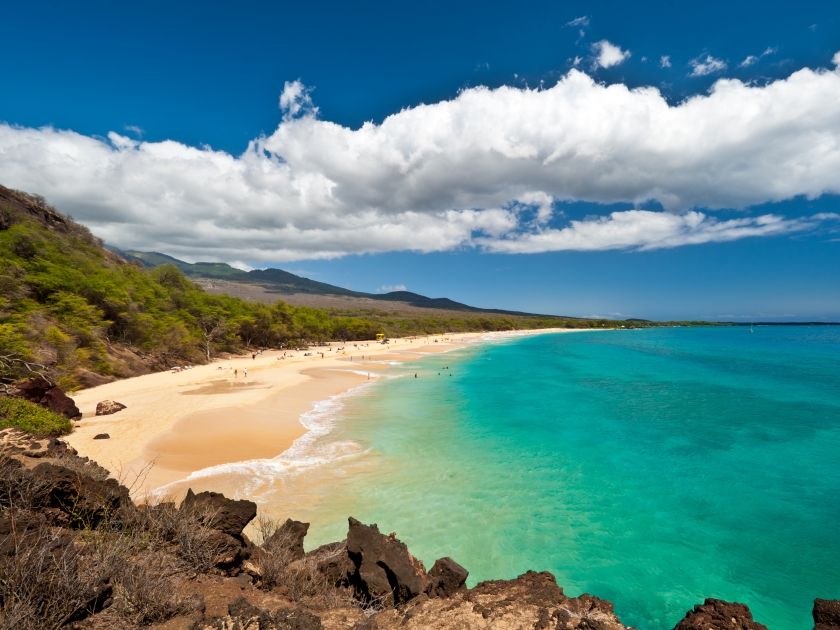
(673, 598, 768, 630)
(181, 489, 257, 538)
(41, 386, 82, 420)
(426, 556, 469, 598)
(264, 518, 309, 560)
(346, 517, 428, 607)
(95, 400, 127, 416)
(31, 462, 130, 528)
(7, 375, 81, 420)
(93, 433, 110, 440)
(207, 530, 246, 568)
(815, 599, 840, 630)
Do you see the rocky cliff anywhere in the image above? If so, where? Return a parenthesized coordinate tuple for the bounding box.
(0, 429, 836, 630)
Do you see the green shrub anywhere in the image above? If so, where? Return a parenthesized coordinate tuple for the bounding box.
(0, 397, 73, 435)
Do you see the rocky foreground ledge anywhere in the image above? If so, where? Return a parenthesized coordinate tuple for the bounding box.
(0, 429, 837, 630)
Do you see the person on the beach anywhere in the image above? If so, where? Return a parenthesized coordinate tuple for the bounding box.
(234, 369, 238, 377)
(415, 373, 417, 378)
(244, 367, 248, 377)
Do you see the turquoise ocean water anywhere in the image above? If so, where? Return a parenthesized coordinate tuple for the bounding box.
(291, 327, 840, 629)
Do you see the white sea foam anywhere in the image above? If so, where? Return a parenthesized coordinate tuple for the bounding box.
(152, 382, 375, 500)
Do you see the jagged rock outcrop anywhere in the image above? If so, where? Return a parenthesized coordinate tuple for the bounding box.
(95, 400, 127, 416)
(4, 374, 81, 420)
(815, 598, 840, 630)
(427, 556, 469, 598)
(182, 489, 258, 538)
(346, 517, 429, 606)
(672, 598, 768, 630)
(265, 518, 310, 561)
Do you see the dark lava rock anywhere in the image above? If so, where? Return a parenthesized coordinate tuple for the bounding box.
(308, 540, 354, 587)
(273, 607, 323, 630)
(427, 556, 469, 598)
(66, 577, 113, 623)
(181, 489, 257, 538)
(93, 433, 110, 439)
(673, 598, 768, 630)
(0, 511, 47, 556)
(216, 596, 323, 630)
(228, 595, 272, 626)
(264, 517, 310, 560)
(815, 599, 840, 629)
(207, 530, 247, 568)
(31, 462, 129, 528)
(41, 385, 82, 420)
(9, 375, 81, 420)
(346, 517, 429, 607)
(95, 400, 127, 416)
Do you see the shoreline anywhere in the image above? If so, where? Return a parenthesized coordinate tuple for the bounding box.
(66, 328, 578, 497)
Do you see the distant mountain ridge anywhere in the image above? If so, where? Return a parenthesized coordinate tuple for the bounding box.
(107, 246, 543, 316)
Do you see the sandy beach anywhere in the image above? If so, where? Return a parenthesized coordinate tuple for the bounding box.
(66, 329, 571, 497)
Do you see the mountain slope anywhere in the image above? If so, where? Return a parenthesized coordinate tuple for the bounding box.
(116, 250, 541, 315)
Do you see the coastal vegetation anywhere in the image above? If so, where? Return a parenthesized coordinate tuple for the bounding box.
(0, 397, 72, 435)
(0, 185, 713, 392)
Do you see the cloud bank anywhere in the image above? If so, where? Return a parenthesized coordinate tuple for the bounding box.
(1, 57, 840, 262)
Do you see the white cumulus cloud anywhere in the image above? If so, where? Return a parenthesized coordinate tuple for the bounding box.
(689, 54, 727, 76)
(376, 284, 407, 293)
(592, 40, 631, 68)
(1, 55, 840, 262)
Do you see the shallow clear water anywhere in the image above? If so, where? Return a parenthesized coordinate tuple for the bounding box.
(291, 327, 840, 629)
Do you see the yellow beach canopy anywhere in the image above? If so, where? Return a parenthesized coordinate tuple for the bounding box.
(375, 333, 385, 341)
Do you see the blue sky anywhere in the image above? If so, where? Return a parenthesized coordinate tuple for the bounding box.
(1, 0, 839, 320)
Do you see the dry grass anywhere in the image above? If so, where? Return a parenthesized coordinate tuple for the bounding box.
(0, 525, 130, 630)
(0, 455, 52, 512)
(0, 460, 216, 629)
(251, 515, 347, 605)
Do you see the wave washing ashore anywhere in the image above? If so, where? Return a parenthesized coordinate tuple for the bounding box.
(66, 326, 840, 630)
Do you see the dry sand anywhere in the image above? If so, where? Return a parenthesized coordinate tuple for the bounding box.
(65, 329, 571, 497)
